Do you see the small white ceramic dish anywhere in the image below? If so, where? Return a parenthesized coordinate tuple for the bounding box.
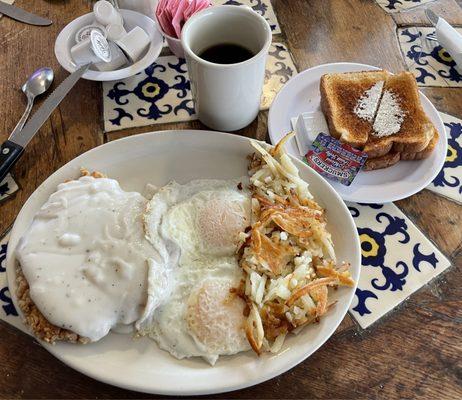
(268, 63, 448, 203)
(6, 130, 360, 395)
(153, 2, 185, 58)
(55, 10, 163, 81)
(162, 30, 185, 58)
(153, 10, 184, 58)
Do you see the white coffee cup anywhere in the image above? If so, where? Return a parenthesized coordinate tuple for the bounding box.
(181, 5, 272, 131)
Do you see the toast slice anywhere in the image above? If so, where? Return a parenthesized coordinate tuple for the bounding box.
(363, 128, 439, 170)
(362, 72, 435, 158)
(400, 127, 439, 160)
(363, 152, 400, 171)
(320, 70, 390, 148)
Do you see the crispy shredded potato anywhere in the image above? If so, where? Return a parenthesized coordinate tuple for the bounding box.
(238, 134, 354, 354)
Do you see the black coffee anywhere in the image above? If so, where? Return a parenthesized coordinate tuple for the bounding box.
(198, 43, 254, 64)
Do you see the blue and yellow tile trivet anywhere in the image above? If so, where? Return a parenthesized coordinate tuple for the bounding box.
(0, 231, 23, 333)
(427, 112, 462, 204)
(398, 26, 462, 87)
(103, 42, 297, 132)
(375, 0, 435, 13)
(214, 0, 281, 34)
(0, 174, 19, 204)
(347, 202, 451, 329)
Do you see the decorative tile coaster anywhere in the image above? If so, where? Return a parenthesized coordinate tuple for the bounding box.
(0, 231, 26, 333)
(348, 202, 451, 329)
(427, 112, 462, 203)
(262, 44, 297, 109)
(103, 42, 297, 132)
(0, 174, 19, 203)
(398, 26, 462, 87)
(375, 0, 435, 13)
(214, 0, 280, 34)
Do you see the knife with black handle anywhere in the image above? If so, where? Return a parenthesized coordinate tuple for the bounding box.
(0, 64, 92, 184)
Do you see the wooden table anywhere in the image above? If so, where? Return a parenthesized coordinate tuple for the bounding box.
(1, 0, 461, 398)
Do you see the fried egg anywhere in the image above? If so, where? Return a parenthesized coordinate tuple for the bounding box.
(138, 180, 251, 364)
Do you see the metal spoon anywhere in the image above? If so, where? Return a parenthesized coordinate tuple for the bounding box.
(10, 67, 54, 136)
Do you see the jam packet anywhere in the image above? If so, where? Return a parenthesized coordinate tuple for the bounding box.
(305, 133, 367, 186)
(291, 112, 367, 186)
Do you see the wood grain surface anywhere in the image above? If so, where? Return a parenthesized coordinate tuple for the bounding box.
(391, 0, 462, 26)
(0, 0, 461, 398)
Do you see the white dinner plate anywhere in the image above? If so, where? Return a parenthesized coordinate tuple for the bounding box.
(268, 62, 448, 203)
(6, 130, 360, 395)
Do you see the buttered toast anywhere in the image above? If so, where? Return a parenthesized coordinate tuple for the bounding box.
(320, 70, 437, 170)
(362, 72, 435, 158)
(320, 70, 390, 148)
(363, 128, 439, 171)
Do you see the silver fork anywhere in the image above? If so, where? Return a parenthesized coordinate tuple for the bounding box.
(426, 32, 438, 42)
(425, 9, 439, 42)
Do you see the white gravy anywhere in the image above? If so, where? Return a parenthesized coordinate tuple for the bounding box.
(16, 176, 160, 342)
